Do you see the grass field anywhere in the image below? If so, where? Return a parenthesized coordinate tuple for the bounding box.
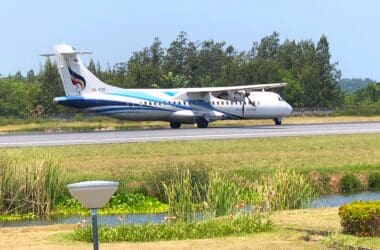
(1, 208, 378, 249)
(0, 115, 379, 133)
(1, 133, 379, 186)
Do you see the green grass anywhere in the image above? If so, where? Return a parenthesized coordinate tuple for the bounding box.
(1, 134, 379, 180)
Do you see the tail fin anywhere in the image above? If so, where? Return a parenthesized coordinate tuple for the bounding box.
(47, 44, 110, 96)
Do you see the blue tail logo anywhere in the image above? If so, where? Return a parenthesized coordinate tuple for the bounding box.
(68, 65, 86, 90)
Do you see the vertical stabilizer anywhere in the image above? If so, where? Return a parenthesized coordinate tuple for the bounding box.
(53, 44, 110, 96)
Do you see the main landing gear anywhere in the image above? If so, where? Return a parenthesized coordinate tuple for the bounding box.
(169, 121, 181, 129)
(274, 118, 282, 126)
(196, 118, 209, 128)
(169, 119, 209, 129)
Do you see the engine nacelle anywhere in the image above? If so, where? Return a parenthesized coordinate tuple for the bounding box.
(215, 90, 246, 101)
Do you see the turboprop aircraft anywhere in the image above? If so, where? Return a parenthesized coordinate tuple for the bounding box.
(42, 44, 292, 128)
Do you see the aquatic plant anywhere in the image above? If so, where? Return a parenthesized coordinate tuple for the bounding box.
(340, 173, 362, 193)
(257, 170, 316, 211)
(162, 167, 201, 222)
(203, 172, 243, 217)
(0, 152, 66, 216)
(368, 172, 380, 191)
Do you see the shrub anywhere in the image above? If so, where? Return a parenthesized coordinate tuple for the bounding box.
(257, 170, 316, 211)
(71, 213, 272, 242)
(339, 201, 380, 237)
(340, 173, 362, 193)
(368, 172, 380, 191)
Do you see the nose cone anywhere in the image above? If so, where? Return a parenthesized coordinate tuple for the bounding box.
(285, 102, 293, 116)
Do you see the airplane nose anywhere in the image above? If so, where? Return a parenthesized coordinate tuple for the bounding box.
(286, 103, 293, 115)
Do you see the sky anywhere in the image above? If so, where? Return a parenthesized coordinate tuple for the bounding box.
(0, 0, 379, 80)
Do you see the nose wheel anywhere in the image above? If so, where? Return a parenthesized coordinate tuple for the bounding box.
(274, 118, 282, 126)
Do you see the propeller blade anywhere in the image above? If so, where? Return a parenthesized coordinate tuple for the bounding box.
(247, 95, 256, 107)
(242, 99, 245, 116)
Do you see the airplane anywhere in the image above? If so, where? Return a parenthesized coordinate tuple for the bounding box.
(42, 44, 293, 129)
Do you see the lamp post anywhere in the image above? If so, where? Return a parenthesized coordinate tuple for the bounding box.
(67, 181, 119, 250)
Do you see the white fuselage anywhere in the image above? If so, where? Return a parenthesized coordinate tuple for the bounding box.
(55, 89, 292, 123)
(50, 44, 292, 128)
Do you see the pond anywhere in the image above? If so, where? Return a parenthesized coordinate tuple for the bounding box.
(1, 191, 379, 228)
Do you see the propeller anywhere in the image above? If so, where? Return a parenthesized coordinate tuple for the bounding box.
(241, 90, 256, 116)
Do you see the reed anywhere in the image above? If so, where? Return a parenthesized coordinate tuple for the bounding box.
(162, 168, 201, 222)
(0, 152, 67, 216)
(257, 170, 316, 211)
(203, 172, 243, 217)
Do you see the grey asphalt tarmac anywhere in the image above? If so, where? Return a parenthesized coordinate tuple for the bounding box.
(0, 122, 379, 148)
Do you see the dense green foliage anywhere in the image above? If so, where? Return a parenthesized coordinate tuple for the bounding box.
(52, 193, 167, 216)
(1, 32, 349, 117)
(340, 173, 363, 193)
(339, 201, 380, 237)
(340, 83, 380, 115)
(368, 172, 380, 191)
(339, 78, 375, 92)
(72, 213, 272, 242)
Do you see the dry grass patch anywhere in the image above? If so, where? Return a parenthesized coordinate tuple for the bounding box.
(271, 207, 341, 232)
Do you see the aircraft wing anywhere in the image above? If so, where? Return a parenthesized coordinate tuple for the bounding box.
(174, 82, 287, 99)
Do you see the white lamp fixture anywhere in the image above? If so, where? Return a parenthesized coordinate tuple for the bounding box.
(68, 181, 119, 250)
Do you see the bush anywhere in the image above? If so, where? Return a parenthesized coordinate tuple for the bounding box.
(339, 201, 380, 237)
(368, 172, 380, 191)
(340, 173, 362, 193)
(72, 213, 272, 242)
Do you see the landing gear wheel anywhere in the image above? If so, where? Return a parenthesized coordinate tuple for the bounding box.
(169, 121, 181, 129)
(196, 119, 209, 128)
(274, 118, 282, 126)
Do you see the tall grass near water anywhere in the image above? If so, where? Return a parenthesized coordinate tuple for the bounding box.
(257, 170, 316, 211)
(162, 168, 201, 222)
(0, 152, 67, 216)
(162, 167, 259, 221)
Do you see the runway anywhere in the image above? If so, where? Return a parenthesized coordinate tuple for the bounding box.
(0, 122, 379, 148)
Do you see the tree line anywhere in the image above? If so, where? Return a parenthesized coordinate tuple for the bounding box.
(0, 31, 378, 117)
